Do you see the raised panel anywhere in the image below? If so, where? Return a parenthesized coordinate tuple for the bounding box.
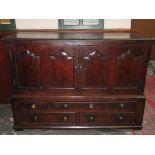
(79, 46, 108, 91)
(48, 47, 77, 89)
(14, 49, 41, 88)
(113, 46, 145, 92)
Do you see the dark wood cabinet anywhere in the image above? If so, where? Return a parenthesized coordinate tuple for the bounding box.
(3, 32, 155, 130)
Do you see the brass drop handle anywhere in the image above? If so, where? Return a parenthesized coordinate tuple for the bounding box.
(79, 65, 82, 70)
(31, 104, 36, 109)
(89, 103, 94, 109)
(75, 65, 78, 70)
(89, 116, 94, 121)
(120, 103, 125, 108)
(33, 115, 38, 121)
(64, 103, 68, 108)
(119, 116, 124, 120)
(63, 116, 68, 122)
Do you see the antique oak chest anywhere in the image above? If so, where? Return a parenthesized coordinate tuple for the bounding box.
(3, 32, 155, 130)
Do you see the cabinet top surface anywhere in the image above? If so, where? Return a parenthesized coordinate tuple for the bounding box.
(2, 32, 155, 41)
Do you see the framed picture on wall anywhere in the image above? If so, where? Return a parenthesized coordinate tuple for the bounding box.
(59, 19, 104, 29)
(0, 19, 16, 30)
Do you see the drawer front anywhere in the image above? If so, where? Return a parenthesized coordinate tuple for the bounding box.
(22, 112, 77, 125)
(106, 101, 137, 112)
(21, 102, 48, 110)
(50, 102, 105, 112)
(19, 102, 105, 112)
(80, 112, 136, 126)
(18, 101, 137, 112)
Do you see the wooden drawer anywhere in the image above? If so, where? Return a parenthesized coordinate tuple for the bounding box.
(50, 102, 105, 112)
(22, 112, 77, 125)
(21, 102, 48, 111)
(18, 101, 137, 112)
(20, 102, 105, 112)
(79, 112, 136, 126)
(106, 101, 137, 112)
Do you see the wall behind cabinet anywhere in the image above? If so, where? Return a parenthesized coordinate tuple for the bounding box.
(15, 19, 131, 29)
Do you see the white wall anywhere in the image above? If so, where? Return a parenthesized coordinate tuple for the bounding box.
(15, 19, 131, 29)
(15, 19, 58, 29)
(104, 19, 131, 29)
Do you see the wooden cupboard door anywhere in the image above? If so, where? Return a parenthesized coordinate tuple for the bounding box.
(12, 44, 42, 89)
(112, 45, 147, 94)
(78, 46, 108, 91)
(47, 46, 78, 90)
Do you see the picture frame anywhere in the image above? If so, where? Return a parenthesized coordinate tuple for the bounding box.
(58, 19, 104, 29)
(0, 19, 16, 30)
